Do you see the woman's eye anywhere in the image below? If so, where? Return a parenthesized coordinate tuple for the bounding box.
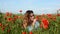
(30, 15, 34, 17)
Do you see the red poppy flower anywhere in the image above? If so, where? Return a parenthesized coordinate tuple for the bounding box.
(49, 17, 53, 19)
(47, 14, 52, 18)
(52, 17, 56, 21)
(36, 16, 39, 20)
(7, 18, 13, 22)
(0, 23, 2, 26)
(19, 10, 22, 13)
(2, 26, 5, 31)
(6, 12, 12, 16)
(15, 15, 18, 19)
(6, 12, 10, 16)
(53, 17, 56, 19)
(9, 13, 12, 16)
(42, 18, 49, 25)
(29, 31, 33, 34)
(43, 25, 48, 29)
(47, 14, 52, 17)
(22, 32, 26, 34)
(13, 15, 18, 20)
(57, 14, 60, 16)
(41, 18, 49, 29)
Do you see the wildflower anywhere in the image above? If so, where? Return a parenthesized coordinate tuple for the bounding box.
(43, 25, 48, 29)
(6, 12, 12, 16)
(47, 14, 52, 17)
(57, 14, 60, 16)
(9, 13, 12, 16)
(29, 31, 33, 34)
(36, 16, 39, 20)
(7, 18, 13, 22)
(19, 10, 22, 13)
(0, 23, 2, 26)
(2, 26, 5, 31)
(6, 12, 9, 16)
(22, 32, 26, 34)
(13, 15, 18, 21)
(41, 18, 49, 29)
(52, 17, 56, 21)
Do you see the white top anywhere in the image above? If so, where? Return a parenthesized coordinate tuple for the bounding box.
(27, 21, 40, 31)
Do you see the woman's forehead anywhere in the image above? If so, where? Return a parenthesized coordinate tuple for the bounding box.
(30, 13, 34, 15)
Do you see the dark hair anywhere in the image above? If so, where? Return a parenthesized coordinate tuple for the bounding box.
(25, 10, 34, 19)
(26, 10, 33, 14)
(23, 10, 34, 28)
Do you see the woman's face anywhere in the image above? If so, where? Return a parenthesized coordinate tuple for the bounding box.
(29, 13, 34, 21)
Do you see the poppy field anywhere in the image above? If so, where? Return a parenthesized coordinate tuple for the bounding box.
(0, 11, 60, 34)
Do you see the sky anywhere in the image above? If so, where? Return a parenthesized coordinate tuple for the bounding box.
(0, 0, 60, 15)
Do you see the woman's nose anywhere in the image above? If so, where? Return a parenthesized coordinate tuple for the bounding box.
(32, 16, 34, 19)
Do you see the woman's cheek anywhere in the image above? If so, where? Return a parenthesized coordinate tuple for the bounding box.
(30, 17, 33, 21)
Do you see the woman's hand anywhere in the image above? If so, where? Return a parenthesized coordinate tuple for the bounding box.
(32, 19, 37, 27)
(33, 19, 37, 23)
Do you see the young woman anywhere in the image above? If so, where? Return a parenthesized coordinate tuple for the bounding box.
(23, 10, 40, 31)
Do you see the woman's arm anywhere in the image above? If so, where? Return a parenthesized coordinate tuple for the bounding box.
(32, 19, 37, 27)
